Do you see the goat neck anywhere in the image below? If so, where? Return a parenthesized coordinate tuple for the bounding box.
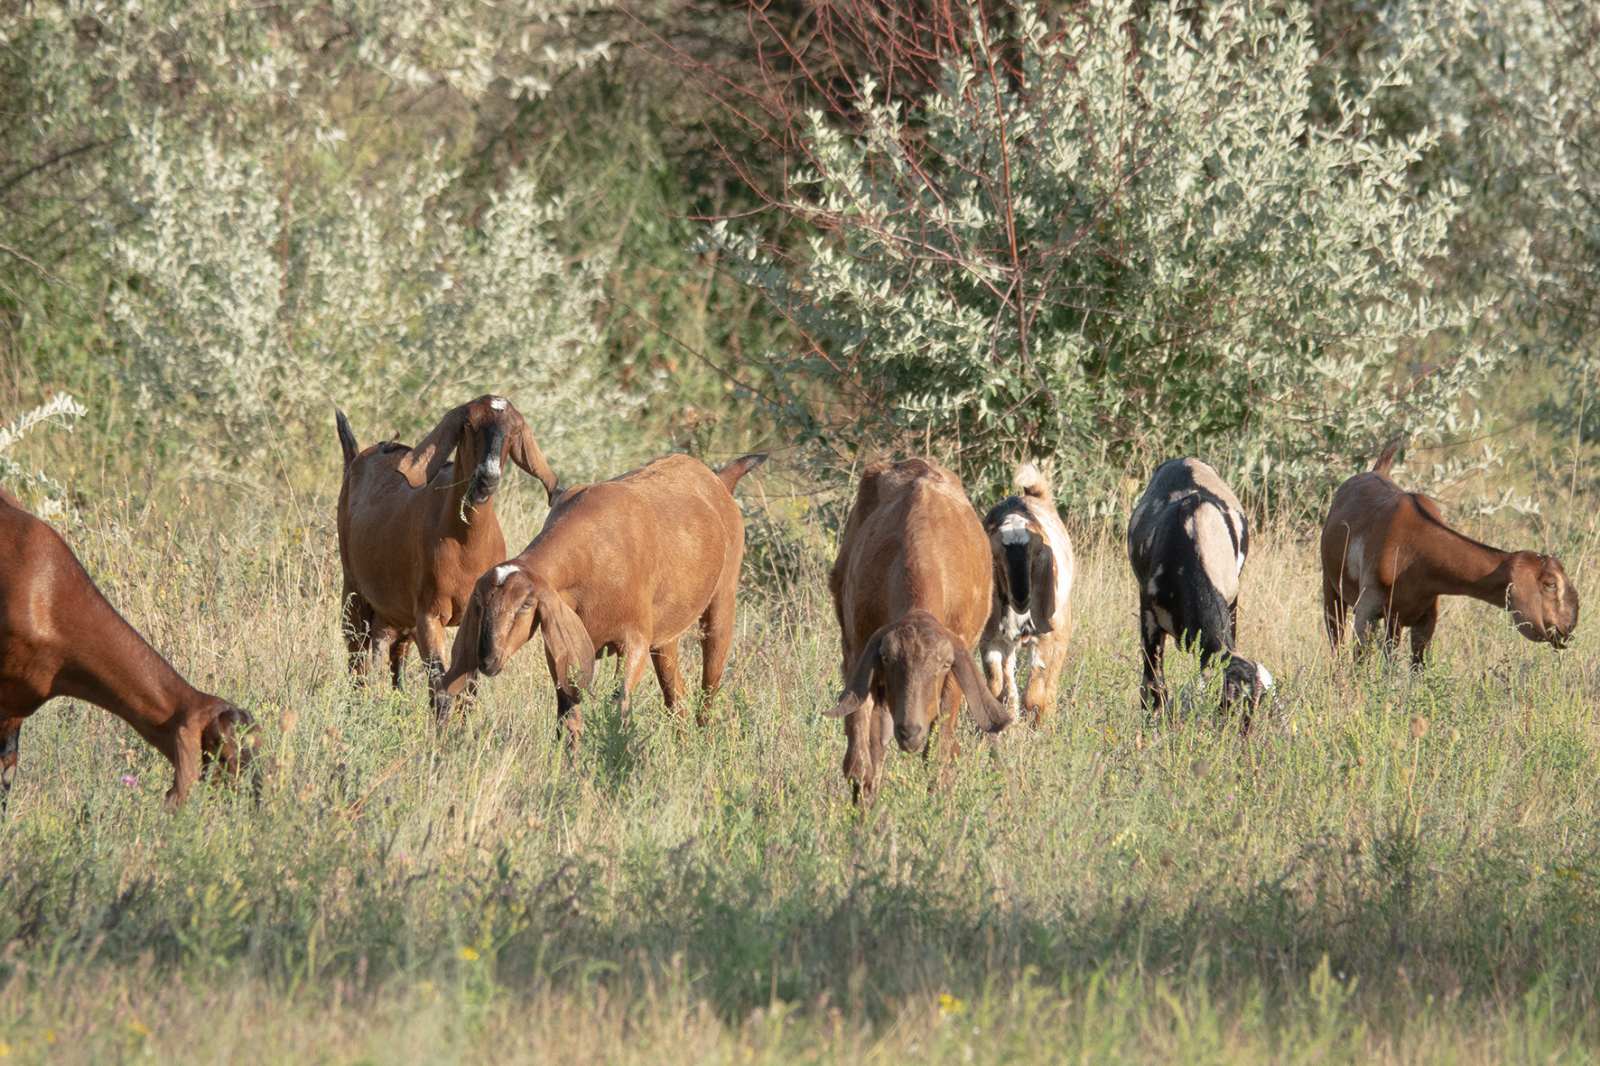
(1409, 510, 1517, 607)
(57, 592, 213, 743)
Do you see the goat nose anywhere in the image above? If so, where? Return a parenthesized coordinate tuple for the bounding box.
(894, 724, 926, 752)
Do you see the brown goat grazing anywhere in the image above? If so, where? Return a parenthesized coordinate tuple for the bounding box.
(0, 490, 254, 809)
(435, 452, 767, 750)
(979, 462, 1075, 726)
(1321, 438, 1578, 663)
(336, 396, 559, 703)
(825, 459, 1012, 803)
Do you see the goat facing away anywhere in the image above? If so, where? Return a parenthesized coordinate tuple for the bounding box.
(1321, 438, 1578, 663)
(979, 462, 1075, 726)
(1128, 458, 1272, 725)
(0, 490, 254, 809)
(336, 395, 559, 704)
(434, 452, 767, 750)
(825, 459, 1013, 803)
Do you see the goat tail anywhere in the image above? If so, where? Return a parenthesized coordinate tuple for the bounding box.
(1014, 461, 1051, 501)
(717, 452, 768, 492)
(335, 408, 359, 468)
(1371, 434, 1405, 477)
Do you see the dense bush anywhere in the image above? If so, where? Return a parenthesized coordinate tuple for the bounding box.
(2, 0, 633, 476)
(707, 0, 1502, 504)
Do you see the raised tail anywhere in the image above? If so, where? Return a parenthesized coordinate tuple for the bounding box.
(1371, 434, 1404, 477)
(1015, 461, 1051, 502)
(717, 452, 768, 492)
(335, 408, 359, 468)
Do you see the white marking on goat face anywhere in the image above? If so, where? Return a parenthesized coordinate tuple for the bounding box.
(482, 455, 502, 476)
(488, 397, 507, 411)
(1154, 605, 1175, 635)
(493, 564, 519, 586)
(1142, 610, 1158, 640)
(1257, 664, 1274, 689)
(997, 513, 1031, 545)
(1145, 565, 1164, 597)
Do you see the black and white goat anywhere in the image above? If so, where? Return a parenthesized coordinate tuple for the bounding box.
(1127, 458, 1272, 726)
(979, 463, 1075, 725)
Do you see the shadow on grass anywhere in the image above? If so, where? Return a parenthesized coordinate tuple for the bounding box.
(4, 804, 1599, 1045)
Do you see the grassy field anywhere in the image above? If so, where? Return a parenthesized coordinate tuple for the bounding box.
(2, 467, 1599, 1064)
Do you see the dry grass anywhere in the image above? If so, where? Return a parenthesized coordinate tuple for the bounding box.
(2, 471, 1599, 1064)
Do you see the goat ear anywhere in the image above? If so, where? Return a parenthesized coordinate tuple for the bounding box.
(947, 631, 1013, 733)
(532, 583, 594, 697)
(396, 404, 469, 488)
(825, 630, 883, 718)
(508, 410, 560, 505)
(1027, 530, 1056, 635)
(451, 593, 486, 675)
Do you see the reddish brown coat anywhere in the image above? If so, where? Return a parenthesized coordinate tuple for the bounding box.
(437, 452, 766, 750)
(1320, 439, 1578, 663)
(336, 395, 558, 703)
(825, 459, 1011, 802)
(0, 490, 252, 808)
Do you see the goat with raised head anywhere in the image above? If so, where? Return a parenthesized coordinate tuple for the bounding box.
(336, 395, 559, 704)
(0, 490, 254, 809)
(979, 462, 1075, 726)
(824, 459, 1013, 802)
(1128, 458, 1272, 724)
(435, 452, 766, 750)
(1321, 438, 1578, 663)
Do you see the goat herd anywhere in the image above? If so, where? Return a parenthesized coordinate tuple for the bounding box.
(0, 396, 1580, 809)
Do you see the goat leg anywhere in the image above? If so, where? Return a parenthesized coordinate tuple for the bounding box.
(0, 716, 20, 811)
(1025, 627, 1071, 726)
(1139, 610, 1168, 715)
(413, 611, 450, 709)
(650, 643, 686, 716)
(1410, 602, 1439, 667)
(556, 688, 584, 760)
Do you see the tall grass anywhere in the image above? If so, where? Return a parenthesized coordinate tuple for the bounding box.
(1, 469, 1597, 1064)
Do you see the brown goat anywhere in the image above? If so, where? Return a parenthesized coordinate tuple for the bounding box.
(1321, 438, 1579, 663)
(336, 396, 559, 703)
(0, 490, 253, 809)
(435, 452, 767, 750)
(824, 459, 1012, 803)
(979, 462, 1075, 726)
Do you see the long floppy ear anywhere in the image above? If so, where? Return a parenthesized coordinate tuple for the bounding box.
(531, 582, 594, 697)
(508, 409, 560, 504)
(824, 629, 884, 718)
(396, 404, 469, 488)
(947, 632, 1013, 733)
(1027, 531, 1056, 635)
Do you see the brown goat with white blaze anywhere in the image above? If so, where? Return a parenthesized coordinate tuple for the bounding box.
(1321, 438, 1578, 663)
(336, 396, 559, 704)
(826, 459, 1013, 803)
(979, 462, 1075, 725)
(0, 490, 254, 809)
(436, 452, 766, 750)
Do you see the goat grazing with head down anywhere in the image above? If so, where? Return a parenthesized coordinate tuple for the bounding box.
(0, 490, 254, 809)
(979, 462, 1075, 726)
(336, 395, 559, 704)
(1128, 458, 1272, 726)
(435, 452, 767, 751)
(825, 459, 1013, 803)
(1321, 438, 1578, 663)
